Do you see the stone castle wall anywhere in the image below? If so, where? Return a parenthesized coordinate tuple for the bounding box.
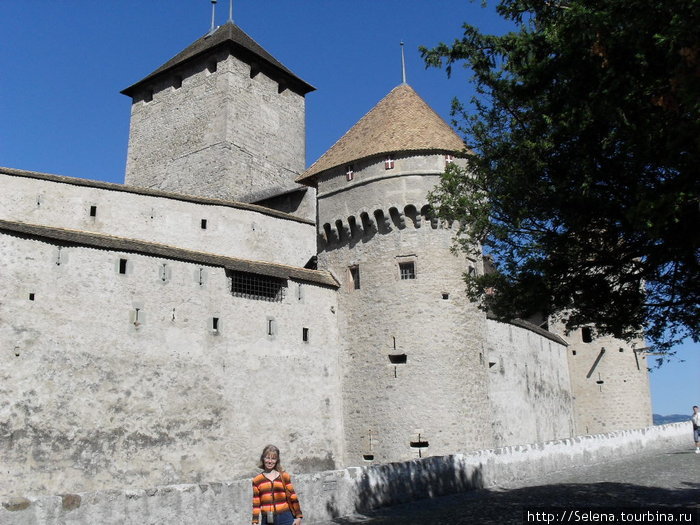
(0, 226, 342, 497)
(317, 154, 494, 465)
(124, 50, 306, 203)
(485, 320, 575, 447)
(559, 325, 653, 435)
(0, 169, 316, 268)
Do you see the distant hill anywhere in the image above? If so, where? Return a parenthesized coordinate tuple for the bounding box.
(653, 413, 690, 425)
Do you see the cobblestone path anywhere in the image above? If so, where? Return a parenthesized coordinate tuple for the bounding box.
(321, 447, 700, 524)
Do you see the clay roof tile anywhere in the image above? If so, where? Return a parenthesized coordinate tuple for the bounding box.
(297, 83, 465, 185)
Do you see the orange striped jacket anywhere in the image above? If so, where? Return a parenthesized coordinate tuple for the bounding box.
(252, 470, 302, 524)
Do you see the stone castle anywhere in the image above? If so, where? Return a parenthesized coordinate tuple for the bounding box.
(0, 20, 652, 497)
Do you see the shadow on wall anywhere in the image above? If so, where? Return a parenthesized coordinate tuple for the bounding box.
(343, 456, 484, 517)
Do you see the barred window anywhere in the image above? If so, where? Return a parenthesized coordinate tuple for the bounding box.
(229, 270, 286, 301)
(399, 262, 415, 280)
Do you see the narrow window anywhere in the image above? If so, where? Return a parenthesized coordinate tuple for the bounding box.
(363, 454, 375, 461)
(267, 318, 277, 337)
(119, 258, 128, 274)
(29, 293, 35, 301)
(349, 266, 360, 290)
(385, 155, 394, 170)
(399, 261, 416, 280)
(346, 165, 354, 181)
(159, 263, 169, 282)
(201, 219, 208, 230)
(89, 205, 97, 217)
(302, 327, 309, 342)
(582, 327, 593, 343)
(212, 317, 219, 332)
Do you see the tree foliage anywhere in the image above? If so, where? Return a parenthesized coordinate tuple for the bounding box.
(421, 0, 699, 354)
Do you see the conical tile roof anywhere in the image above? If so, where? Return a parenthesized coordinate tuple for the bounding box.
(122, 22, 314, 97)
(297, 83, 465, 185)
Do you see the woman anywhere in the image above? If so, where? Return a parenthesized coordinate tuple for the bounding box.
(252, 445, 303, 525)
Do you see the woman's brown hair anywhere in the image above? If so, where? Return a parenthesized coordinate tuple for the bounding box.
(258, 444, 282, 471)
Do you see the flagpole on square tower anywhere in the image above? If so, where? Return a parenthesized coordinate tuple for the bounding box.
(210, 0, 217, 33)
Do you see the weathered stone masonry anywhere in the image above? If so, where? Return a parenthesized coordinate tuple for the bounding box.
(0, 18, 652, 499)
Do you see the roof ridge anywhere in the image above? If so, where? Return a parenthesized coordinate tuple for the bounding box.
(0, 166, 314, 225)
(0, 219, 339, 287)
(122, 22, 314, 96)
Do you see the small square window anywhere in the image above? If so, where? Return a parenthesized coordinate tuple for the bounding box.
(349, 266, 360, 290)
(346, 165, 354, 181)
(385, 155, 394, 170)
(399, 262, 415, 280)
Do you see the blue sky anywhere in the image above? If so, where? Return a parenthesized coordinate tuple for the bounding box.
(1, 1, 697, 416)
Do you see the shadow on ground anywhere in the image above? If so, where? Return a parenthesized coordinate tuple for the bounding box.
(330, 481, 700, 524)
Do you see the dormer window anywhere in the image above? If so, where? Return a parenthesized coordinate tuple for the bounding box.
(385, 155, 395, 170)
(445, 154, 454, 165)
(346, 165, 354, 181)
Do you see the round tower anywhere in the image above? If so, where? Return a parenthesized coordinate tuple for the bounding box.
(298, 84, 494, 465)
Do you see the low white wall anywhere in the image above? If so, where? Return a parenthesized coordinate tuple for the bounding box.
(1, 423, 690, 525)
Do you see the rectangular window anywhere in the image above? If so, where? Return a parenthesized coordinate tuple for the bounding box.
(399, 261, 416, 280)
(349, 266, 360, 290)
(201, 219, 208, 229)
(89, 205, 97, 217)
(119, 258, 128, 274)
(385, 155, 394, 170)
(346, 165, 354, 181)
(302, 327, 309, 342)
(230, 270, 286, 302)
(212, 317, 219, 332)
(582, 327, 593, 343)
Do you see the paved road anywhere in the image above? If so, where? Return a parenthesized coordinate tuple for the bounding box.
(322, 447, 700, 524)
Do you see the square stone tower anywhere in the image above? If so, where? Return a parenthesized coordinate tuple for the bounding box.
(121, 22, 314, 203)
